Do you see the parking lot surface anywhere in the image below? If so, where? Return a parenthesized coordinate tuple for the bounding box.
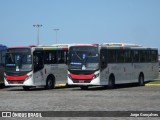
(0, 84, 160, 119)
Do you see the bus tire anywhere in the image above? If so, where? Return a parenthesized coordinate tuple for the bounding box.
(46, 76, 55, 89)
(108, 75, 115, 89)
(23, 86, 31, 91)
(138, 73, 144, 86)
(80, 86, 88, 90)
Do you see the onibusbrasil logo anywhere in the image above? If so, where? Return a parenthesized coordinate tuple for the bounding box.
(1, 112, 42, 118)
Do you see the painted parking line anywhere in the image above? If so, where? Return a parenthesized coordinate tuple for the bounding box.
(145, 84, 160, 86)
(55, 83, 160, 87)
(56, 83, 160, 87)
(55, 84, 66, 87)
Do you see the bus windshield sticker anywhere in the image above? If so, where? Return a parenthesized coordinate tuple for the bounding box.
(70, 62, 82, 65)
(82, 54, 86, 59)
(16, 66, 20, 71)
(6, 64, 16, 66)
(82, 65, 86, 70)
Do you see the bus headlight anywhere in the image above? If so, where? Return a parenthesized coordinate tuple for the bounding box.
(25, 74, 32, 80)
(68, 74, 72, 79)
(4, 73, 7, 80)
(92, 73, 99, 79)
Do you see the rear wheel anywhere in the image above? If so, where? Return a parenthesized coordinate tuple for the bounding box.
(46, 76, 55, 89)
(138, 74, 144, 86)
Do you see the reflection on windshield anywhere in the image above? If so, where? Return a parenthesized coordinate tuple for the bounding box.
(5, 53, 32, 72)
(69, 46, 99, 70)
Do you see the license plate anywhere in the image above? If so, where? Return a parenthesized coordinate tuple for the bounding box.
(13, 81, 19, 84)
(79, 80, 84, 83)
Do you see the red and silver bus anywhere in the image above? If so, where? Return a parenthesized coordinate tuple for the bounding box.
(4, 45, 68, 90)
(68, 43, 159, 89)
(0, 44, 7, 84)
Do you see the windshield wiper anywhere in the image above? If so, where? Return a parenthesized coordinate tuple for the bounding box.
(74, 51, 82, 61)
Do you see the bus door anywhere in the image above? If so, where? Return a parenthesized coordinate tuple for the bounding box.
(33, 50, 44, 86)
(0, 50, 6, 83)
(100, 49, 108, 84)
(123, 50, 133, 82)
(56, 50, 68, 84)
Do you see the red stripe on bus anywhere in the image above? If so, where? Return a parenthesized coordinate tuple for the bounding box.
(69, 73, 95, 80)
(5, 75, 28, 81)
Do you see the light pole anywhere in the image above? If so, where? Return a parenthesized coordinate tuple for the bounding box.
(54, 29, 59, 44)
(33, 24, 42, 45)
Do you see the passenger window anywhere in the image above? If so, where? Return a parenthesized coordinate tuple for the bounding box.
(57, 50, 67, 64)
(133, 50, 139, 62)
(44, 51, 57, 64)
(124, 50, 132, 63)
(108, 49, 117, 63)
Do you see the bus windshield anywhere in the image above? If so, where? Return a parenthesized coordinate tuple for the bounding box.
(5, 48, 32, 72)
(69, 46, 99, 70)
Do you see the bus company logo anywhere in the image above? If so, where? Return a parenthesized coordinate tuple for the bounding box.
(2, 112, 11, 117)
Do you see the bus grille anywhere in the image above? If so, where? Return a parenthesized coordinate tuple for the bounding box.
(8, 80, 24, 84)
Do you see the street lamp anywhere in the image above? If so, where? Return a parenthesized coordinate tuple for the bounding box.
(53, 29, 59, 44)
(33, 24, 43, 45)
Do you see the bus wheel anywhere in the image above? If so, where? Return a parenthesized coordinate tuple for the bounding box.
(80, 86, 88, 90)
(108, 75, 115, 89)
(138, 73, 144, 86)
(23, 86, 31, 91)
(46, 77, 55, 89)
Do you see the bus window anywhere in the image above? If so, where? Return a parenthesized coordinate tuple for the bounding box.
(146, 50, 151, 62)
(108, 49, 117, 63)
(0, 51, 1, 66)
(124, 50, 132, 63)
(44, 51, 57, 64)
(57, 50, 67, 64)
(151, 50, 158, 62)
(133, 50, 139, 63)
(139, 50, 146, 62)
(117, 50, 124, 63)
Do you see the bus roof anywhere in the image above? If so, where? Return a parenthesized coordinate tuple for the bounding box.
(9, 45, 36, 49)
(34, 45, 69, 50)
(0, 44, 7, 49)
(42, 47, 68, 50)
(38, 44, 69, 48)
(69, 44, 98, 47)
(101, 43, 157, 50)
(101, 43, 142, 47)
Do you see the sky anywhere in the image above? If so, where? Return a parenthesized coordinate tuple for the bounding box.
(0, 0, 160, 49)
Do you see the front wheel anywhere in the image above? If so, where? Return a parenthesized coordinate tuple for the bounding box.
(138, 74, 144, 86)
(45, 77, 55, 89)
(23, 86, 31, 91)
(80, 86, 88, 90)
(108, 76, 115, 89)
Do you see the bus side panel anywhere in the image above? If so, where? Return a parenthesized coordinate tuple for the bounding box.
(100, 63, 142, 85)
(48, 64, 68, 85)
(56, 64, 68, 84)
(100, 67, 109, 85)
